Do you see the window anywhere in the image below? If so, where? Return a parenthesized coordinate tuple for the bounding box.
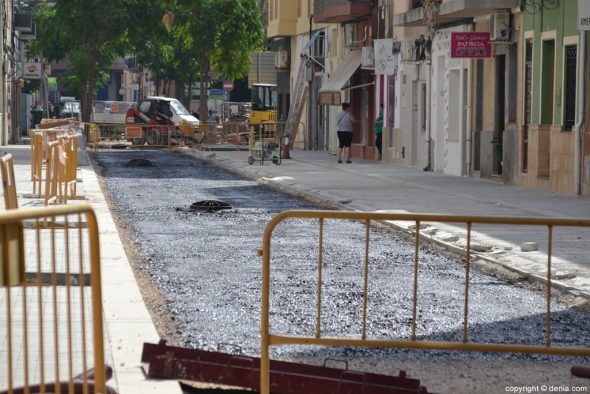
(541, 39, 555, 125)
(387, 73, 396, 147)
(312, 31, 325, 58)
(411, 0, 422, 9)
(523, 39, 533, 173)
(564, 45, 577, 131)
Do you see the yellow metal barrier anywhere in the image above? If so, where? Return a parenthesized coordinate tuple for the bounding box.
(30, 132, 44, 196)
(1, 154, 18, 210)
(0, 204, 108, 393)
(44, 140, 63, 206)
(63, 135, 79, 202)
(259, 210, 590, 394)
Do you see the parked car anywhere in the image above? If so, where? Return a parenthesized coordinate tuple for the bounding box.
(59, 101, 80, 119)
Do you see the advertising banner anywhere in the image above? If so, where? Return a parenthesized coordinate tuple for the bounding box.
(374, 39, 397, 75)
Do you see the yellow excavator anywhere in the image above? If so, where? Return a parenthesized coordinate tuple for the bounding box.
(249, 83, 277, 124)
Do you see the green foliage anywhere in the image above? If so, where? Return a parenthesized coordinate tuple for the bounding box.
(28, 0, 139, 120)
(27, 0, 265, 118)
(22, 79, 40, 94)
(181, 0, 265, 79)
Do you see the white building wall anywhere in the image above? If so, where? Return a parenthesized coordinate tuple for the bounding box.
(430, 26, 471, 176)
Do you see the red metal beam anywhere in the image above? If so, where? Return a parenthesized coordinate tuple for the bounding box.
(141, 341, 429, 394)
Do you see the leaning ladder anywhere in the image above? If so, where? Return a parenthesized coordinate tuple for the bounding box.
(283, 58, 308, 141)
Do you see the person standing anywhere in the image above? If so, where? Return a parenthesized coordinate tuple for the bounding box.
(374, 104, 383, 160)
(336, 102, 356, 163)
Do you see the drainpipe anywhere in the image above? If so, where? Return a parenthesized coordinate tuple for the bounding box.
(423, 61, 432, 171)
(574, 31, 586, 195)
(0, 0, 5, 146)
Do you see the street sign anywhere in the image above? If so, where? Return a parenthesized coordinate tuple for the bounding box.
(579, 0, 590, 30)
(450, 32, 491, 58)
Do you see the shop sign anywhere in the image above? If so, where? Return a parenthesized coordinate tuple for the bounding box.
(23, 62, 42, 79)
(450, 32, 491, 58)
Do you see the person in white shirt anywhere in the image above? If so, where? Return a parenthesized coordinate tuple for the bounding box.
(335, 102, 357, 163)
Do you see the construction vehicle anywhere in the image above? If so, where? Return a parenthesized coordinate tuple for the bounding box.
(125, 96, 200, 145)
(250, 84, 277, 124)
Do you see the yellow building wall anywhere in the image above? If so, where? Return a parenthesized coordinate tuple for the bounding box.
(267, 0, 297, 38)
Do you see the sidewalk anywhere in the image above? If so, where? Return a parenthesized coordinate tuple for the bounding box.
(1, 145, 182, 394)
(185, 146, 590, 302)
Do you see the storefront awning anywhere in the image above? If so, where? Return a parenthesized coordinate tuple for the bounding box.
(319, 50, 362, 105)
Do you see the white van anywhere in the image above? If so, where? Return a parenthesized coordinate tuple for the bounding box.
(141, 96, 200, 129)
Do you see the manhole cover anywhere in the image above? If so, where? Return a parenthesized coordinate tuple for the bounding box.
(189, 200, 232, 212)
(127, 158, 153, 167)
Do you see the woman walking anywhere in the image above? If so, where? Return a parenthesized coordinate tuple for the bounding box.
(336, 102, 356, 163)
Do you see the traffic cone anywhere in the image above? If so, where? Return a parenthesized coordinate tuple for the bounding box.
(282, 137, 291, 159)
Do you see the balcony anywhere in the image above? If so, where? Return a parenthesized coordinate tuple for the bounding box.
(314, 0, 373, 24)
(393, 0, 520, 26)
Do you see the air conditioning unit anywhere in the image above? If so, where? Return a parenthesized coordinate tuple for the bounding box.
(491, 10, 511, 41)
(275, 51, 289, 69)
(361, 47, 374, 69)
(14, 13, 33, 32)
(20, 22, 36, 40)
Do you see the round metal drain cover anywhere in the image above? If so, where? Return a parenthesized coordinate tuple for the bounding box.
(127, 158, 153, 167)
(190, 200, 232, 212)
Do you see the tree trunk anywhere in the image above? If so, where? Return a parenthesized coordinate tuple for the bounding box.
(80, 51, 99, 122)
(199, 55, 210, 124)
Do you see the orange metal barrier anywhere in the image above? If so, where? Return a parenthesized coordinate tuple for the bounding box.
(0, 204, 110, 393)
(1, 154, 18, 210)
(63, 135, 79, 202)
(30, 132, 44, 195)
(259, 210, 590, 394)
(44, 140, 62, 206)
(26, 126, 80, 204)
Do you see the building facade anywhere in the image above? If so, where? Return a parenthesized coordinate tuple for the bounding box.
(269, 0, 590, 195)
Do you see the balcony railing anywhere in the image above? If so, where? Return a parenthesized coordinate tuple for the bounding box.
(314, 0, 373, 24)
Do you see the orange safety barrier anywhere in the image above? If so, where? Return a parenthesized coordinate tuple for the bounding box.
(63, 135, 79, 202)
(30, 132, 44, 196)
(0, 204, 113, 393)
(1, 154, 18, 210)
(259, 210, 590, 394)
(44, 140, 62, 206)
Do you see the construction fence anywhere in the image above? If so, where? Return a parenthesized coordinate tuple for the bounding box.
(259, 210, 590, 394)
(0, 204, 114, 394)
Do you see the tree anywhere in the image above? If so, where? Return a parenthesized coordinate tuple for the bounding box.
(29, 1, 136, 121)
(174, 0, 265, 122)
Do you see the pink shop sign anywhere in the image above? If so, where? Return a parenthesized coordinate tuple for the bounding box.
(450, 32, 491, 58)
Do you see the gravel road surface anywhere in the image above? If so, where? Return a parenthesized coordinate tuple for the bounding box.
(92, 149, 590, 394)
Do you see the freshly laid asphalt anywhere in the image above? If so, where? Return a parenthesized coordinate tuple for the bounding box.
(184, 146, 590, 303)
(4, 142, 590, 393)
